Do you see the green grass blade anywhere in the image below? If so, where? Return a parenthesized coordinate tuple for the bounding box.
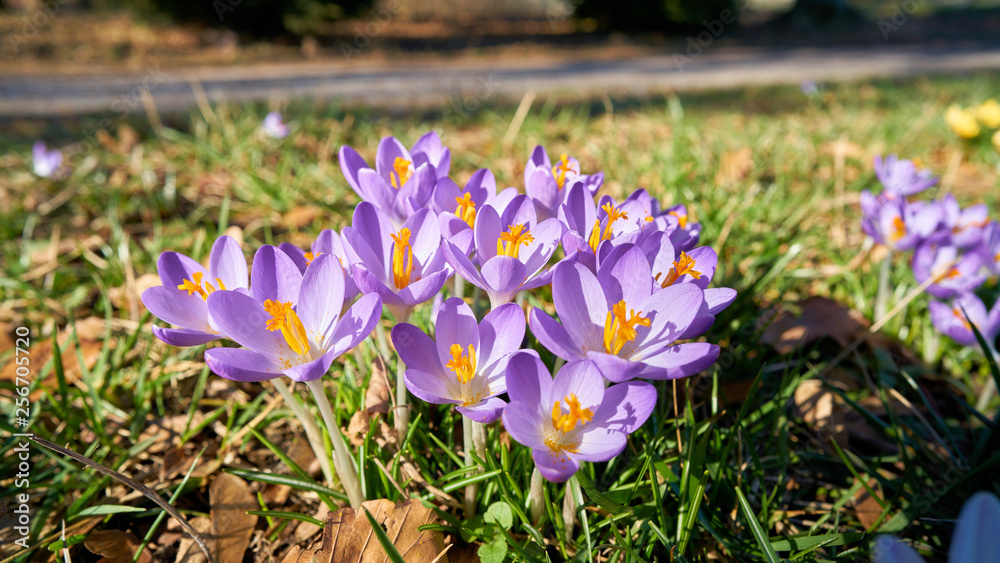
(734, 486, 780, 563)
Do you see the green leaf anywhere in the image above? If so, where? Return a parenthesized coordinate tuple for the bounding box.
(575, 471, 632, 516)
(735, 486, 780, 563)
(361, 506, 407, 563)
(485, 501, 514, 530)
(74, 504, 146, 518)
(47, 534, 87, 552)
(224, 468, 348, 501)
(478, 536, 509, 563)
(769, 532, 864, 551)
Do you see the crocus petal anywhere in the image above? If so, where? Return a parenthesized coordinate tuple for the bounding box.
(397, 270, 450, 307)
(529, 308, 586, 361)
(151, 326, 220, 347)
(478, 303, 526, 376)
(587, 351, 645, 383)
(501, 400, 548, 449)
(141, 286, 210, 331)
(296, 253, 345, 346)
(209, 236, 248, 289)
(250, 245, 303, 305)
(505, 351, 553, 404)
(474, 204, 502, 265)
(532, 448, 580, 483)
(443, 241, 486, 290)
(284, 354, 337, 382)
(338, 145, 369, 194)
(633, 283, 703, 351)
(573, 428, 627, 462)
(598, 244, 652, 306)
(405, 368, 461, 405)
(278, 242, 309, 273)
(638, 343, 720, 380)
(550, 360, 605, 414)
(205, 348, 285, 382)
(705, 288, 737, 314)
(457, 396, 507, 424)
(325, 293, 382, 358)
(949, 491, 1000, 562)
(553, 261, 608, 354)
(872, 536, 926, 563)
(520, 218, 564, 278)
(353, 268, 405, 309)
(207, 291, 289, 358)
(481, 256, 528, 298)
(157, 251, 205, 290)
(434, 297, 481, 370)
(591, 380, 657, 434)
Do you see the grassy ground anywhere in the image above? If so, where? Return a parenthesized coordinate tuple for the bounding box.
(1, 73, 999, 562)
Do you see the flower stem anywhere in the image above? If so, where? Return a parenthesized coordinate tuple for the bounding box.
(974, 346, 1000, 413)
(305, 379, 364, 509)
(528, 468, 544, 523)
(562, 477, 578, 542)
(875, 249, 893, 321)
(271, 379, 334, 486)
(454, 275, 465, 300)
(463, 415, 477, 517)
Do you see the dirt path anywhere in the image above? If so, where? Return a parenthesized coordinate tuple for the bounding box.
(2, 42, 1000, 117)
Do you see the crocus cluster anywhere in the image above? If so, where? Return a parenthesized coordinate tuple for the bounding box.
(861, 154, 1000, 358)
(144, 131, 735, 488)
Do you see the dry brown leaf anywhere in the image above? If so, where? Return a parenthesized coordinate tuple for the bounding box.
(852, 478, 884, 530)
(84, 530, 153, 563)
(761, 297, 868, 355)
(282, 499, 446, 563)
(714, 147, 753, 185)
(1, 317, 107, 399)
(210, 473, 258, 562)
(137, 413, 206, 455)
(109, 273, 160, 314)
(175, 516, 212, 563)
(283, 205, 321, 229)
(365, 356, 391, 416)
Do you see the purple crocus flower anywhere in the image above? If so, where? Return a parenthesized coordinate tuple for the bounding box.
(410, 131, 451, 180)
(32, 141, 62, 178)
(861, 197, 941, 251)
(873, 155, 938, 198)
(529, 245, 719, 383)
(501, 353, 656, 482)
(443, 194, 563, 309)
(431, 168, 519, 241)
(204, 252, 381, 382)
(558, 184, 645, 271)
(141, 235, 248, 347)
(873, 492, 1000, 563)
(912, 241, 986, 299)
(662, 203, 701, 253)
(391, 297, 526, 423)
(939, 194, 990, 248)
(279, 229, 359, 303)
(339, 134, 441, 228)
(343, 202, 449, 321)
(524, 146, 604, 221)
(261, 112, 289, 139)
(979, 222, 1000, 275)
(929, 293, 1000, 350)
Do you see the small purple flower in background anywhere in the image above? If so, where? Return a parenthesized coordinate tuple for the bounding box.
(529, 245, 719, 383)
(410, 131, 452, 180)
(261, 112, 289, 139)
(911, 241, 986, 299)
(979, 222, 1000, 275)
(339, 134, 442, 228)
(443, 194, 563, 309)
(860, 196, 941, 251)
(343, 202, 450, 321)
(279, 229, 360, 303)
(141, 235, 248, 347)
(939, 194, 990, 248)
(929, 293, 1000, 351)
(872, 491, 1000, 563)
(800, 80, 819, 96)
(32, 141, 63, 178)
(524, 145, 603, 221)
(204, 251, 382, 382)
(501, 353, 656, 482)
(662, 203, 701, 252)
(391, 298, 526, 423)
(873, 155, 938, 198)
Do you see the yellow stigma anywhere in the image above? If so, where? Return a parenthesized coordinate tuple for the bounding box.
(550, 394, 593, 434)
(263, 299, 310, 355)
(390, 157, 413, 189)
(551, 153, 577, 190)
(889, 216, 907, 243)
(587, 203, 628, 253)
(446, 343, 477, 386)
(454, 192, 477, 229)
(657, 251, 703, 288)
(668, 210, 688, 229)
(304, 251, 323, 265)
(390, 227, 414, 289)
(497, 224, 534, 259)
(176, 271, 226, 300)
(603, 300, 651, 355)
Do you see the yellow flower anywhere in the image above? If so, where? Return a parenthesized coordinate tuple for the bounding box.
(946, 105, 981, 138)
(992, 129, 1000, 154)
(977, 99, 1000, 129)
